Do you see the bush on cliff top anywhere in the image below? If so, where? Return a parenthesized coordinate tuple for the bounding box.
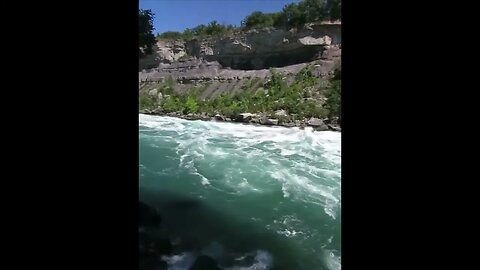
(156, 0, 341, 40)
(241, 11, 284, 29)
(241, 0, 341, 30)
(157, 21, 237, 41)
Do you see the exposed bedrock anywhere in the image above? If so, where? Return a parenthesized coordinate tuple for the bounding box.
(139, 22, 341, 72)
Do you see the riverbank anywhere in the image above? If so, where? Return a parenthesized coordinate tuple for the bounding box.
(139, 110, 341, 132)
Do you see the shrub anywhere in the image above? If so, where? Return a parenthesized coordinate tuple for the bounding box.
(139, 94, 156, 110)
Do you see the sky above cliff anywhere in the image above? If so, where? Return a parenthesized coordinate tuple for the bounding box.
(139, 0, 301, 34)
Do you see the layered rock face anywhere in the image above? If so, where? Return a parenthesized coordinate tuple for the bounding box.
(186, 23, 340, 70)
(139, 22, 341, 125)
(139, 22, 341, 72)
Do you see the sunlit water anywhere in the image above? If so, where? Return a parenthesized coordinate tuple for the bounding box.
(139, 114, 341, 270)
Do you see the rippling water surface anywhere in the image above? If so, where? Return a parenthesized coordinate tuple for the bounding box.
(139, 114, 341, 270)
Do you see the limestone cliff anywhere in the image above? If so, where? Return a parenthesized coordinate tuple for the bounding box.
(140, 22, 340, 71)
(138, 22, 341, 130)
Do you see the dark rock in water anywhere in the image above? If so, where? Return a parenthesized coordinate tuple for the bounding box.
(259, 117, 278, 125)
(268, 119, 279, 125)
(139, 258, 168, 270)
(307, 117, 324, 127)
(259, 117, 268, 125)
(189, 255, 221, 270)
(139, 201, 162, 227)
(139, 232, 173, 257)
(151, 107, 163, 114)
(200, 112, 210, 121)
(159, 261, 168, 270)
(201, 242, 224, 259)
(307, 117, 329, 131)
(313, 125, 329, 131)
(184, 113, 201, 120)
(214, 114, 225, 121)
(327, 124, 341, 132)
(139, 232, 152, 256)
(249, 117, 261, 124)
(280, 121, 296, 127)
(236, 113, 256, 122)
(151, 238, 173, 255)
(329, 116, 340, 126)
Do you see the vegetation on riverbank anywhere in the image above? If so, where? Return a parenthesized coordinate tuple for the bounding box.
(140, 67, 341, 123)
(139, 1, 342, 126)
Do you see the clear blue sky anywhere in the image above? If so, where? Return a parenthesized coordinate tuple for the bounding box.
(139, 0, 301, 34)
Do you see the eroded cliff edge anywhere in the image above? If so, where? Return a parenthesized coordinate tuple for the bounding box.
(139, 22, 341, 131)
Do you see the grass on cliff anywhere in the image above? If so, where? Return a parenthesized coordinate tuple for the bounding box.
(140, 67, 341, 121)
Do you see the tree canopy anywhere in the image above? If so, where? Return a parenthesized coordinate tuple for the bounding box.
(155, 0, 341, 41)
(241, 11, 283, 29)
(139, 9, 156, 56)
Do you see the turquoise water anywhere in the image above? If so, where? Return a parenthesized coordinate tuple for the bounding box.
(139, 114, 341, 270)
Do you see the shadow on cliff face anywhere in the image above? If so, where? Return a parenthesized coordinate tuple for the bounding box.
(139, 44, 162, 72)
(207, 46, 324, 70)
(139, 190, 304, 270)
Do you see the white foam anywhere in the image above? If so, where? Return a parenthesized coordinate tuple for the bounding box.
(161, 252, 196, 270)
(324, 205, 337, 219)
(272, 169, 340, 218)
(178, 153, 211, 185)
(139, 114, 187, 133)
(237, 178, 260, 192)
(141, 115, 341, 268)
(281, 184, 290, 198)
(324, 250, 341, 270)
(226, 250, 273, 270)
(140, 114, 341, 218)
(194, 171, 211, 185)
(277, 229, 304, 237)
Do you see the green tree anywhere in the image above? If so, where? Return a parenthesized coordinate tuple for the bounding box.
(185, 96, 199, 114)
(206, 21, 220, 35)
(157, 31, 183, 40)
(139, 94, 156, 110)
(324, 0, 341, 20)
(139, 9, 156, 56)
(282, 3, 306, 28)
(183, 28, 195, 40)
(242, 11, 276, 29)
(325, 79, 341, 120)
(162, 96, 181, 113)
(300, 0, 324, 22)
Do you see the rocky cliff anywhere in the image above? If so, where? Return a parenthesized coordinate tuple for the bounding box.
(139, 22, 341, 130)
(185, 22, 340, 70)
(140, 22, 340, 71)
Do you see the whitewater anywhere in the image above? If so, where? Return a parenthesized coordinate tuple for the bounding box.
(139, 114, 341, 270)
